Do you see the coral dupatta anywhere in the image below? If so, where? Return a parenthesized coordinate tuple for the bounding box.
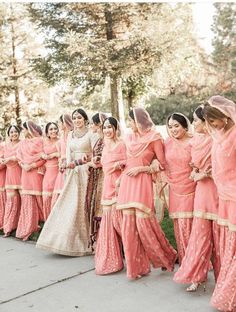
(17, 137, 43, 164)
(191, 134, 212, 171)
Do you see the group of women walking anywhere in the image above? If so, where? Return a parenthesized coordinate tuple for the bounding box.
(0, 95, 235, 311)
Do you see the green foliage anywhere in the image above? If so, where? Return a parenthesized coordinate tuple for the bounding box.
(161, 209, 176, 250)
(145, 94, 206, 124)
(212, 3, 236, 74)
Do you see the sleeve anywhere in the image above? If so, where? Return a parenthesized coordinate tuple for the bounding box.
(153, 139, 166, 170)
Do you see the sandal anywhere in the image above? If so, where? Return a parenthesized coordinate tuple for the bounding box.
(186, 282, 206, 292)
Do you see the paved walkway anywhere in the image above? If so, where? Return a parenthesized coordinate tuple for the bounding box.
(1, 236, 217, 312)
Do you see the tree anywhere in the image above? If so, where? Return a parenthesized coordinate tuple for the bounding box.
(0, 3, 49, 132)
(212, 3, 236, 87)
(28, 3, 201, 121)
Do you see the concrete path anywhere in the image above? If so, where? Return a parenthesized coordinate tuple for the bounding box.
(0, 236, 217, 312)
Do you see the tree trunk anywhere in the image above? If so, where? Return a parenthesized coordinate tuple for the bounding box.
(105, 6, 125, 126)
(10, 6, 21, 126)
(127, 93, 133, 111)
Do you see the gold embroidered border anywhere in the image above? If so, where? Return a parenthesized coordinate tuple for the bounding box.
(102, 206, 113, 212)
(169, 211, 193, 219)
(53, 190, 61, 195)
(20, 190, 42, 196)
(42, 191, 53, 196)
(123, 209, 135, 215)
(45, 164, 59, 168)
(101, 198, 117, 206)
(217, 218, 236, 232)
(117, 202, 152, 214)
(5, 184, 21, 190)
(194, 211, 218, 221)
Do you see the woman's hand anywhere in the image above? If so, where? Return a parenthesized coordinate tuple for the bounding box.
(126, 167, 143, 177)
(67, 162, 75, 169)
(41, 153, 49, 160)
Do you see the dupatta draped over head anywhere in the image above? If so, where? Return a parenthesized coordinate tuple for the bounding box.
(127, 107, 162, 157)
(206, 96, 236, 203)
(62, 114, 74, 131)
(17, 121, 43, 164)
(208, 95, 236, 124)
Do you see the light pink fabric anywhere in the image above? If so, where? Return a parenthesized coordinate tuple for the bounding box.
(117, 140, 165, 214)
(173, 218, 192, 265)
(95, 141, 126, 275)
(121, 210, 151, 279)
(3, 193, 21, 235)
(95, 206, 124, 275)
(4, 141, 22, 189)
(101, 141, 126, 203)
(42, 139, 59, 220)
(16, 137, 44, 239)
(16, 195, 42, 240)
(212, 126, 236, 230)
(3, 141, 22, 234)
(0, 142, 6, 229)
(165, 137, 196, 218)
(174, 218, 220, 284)
(211, 230, 236, 312)
(117, 133, 177, 279)
(0, 191, 6, 229)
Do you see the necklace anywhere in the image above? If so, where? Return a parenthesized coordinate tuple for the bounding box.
(73, 128, 88, 139)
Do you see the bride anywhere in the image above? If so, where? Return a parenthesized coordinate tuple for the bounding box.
(36, 108, 99, 256)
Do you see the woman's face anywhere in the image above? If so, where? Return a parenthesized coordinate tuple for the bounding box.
(90, 121, 100, 133)
(192, 113, 205, 134)
(9, 127, 19, 141)
(207, 117, 226, 131)
(168, 118, 187, 139)
(47, 124, 58, 139)
(72, 112, 86, 129)
(103, 120, 115, 139)
(128, 117, 138, 133)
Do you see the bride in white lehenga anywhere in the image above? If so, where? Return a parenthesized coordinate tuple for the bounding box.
(36, 108, 99, 256)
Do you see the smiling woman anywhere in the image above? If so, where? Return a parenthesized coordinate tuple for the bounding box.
(36, 108, 100, 256)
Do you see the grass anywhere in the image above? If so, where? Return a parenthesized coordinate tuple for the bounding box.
(160, 209, 177, 250)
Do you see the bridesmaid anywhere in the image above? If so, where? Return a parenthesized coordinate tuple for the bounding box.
(202, 96, 236, 312)
(0, 135, 6, 229)
(117, 107, 177, 280)
(51, 114, 73, 208)
(86, 112, 107, 246)
(2, 126, 22, 236)
(165, 113, 196, 265)
(41, 122, 59, 221)
(173, 106, 220, 291)
(95, 116, 126, 275)
(16, 121, 45, 241)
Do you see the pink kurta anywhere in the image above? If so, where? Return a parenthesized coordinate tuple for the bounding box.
(42, 139, 59, 220)
(117, 133, 177, 279)
(16, 137, 44, 240)
(3, 141, 22, 235)
(51, 134, 67, 207)
(0, 142, 6, 229)
(95, 141, 126, 275)
(165, 137, 196, 264)
(174, 134, 220, 285)
(210, 125, 236, 312)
